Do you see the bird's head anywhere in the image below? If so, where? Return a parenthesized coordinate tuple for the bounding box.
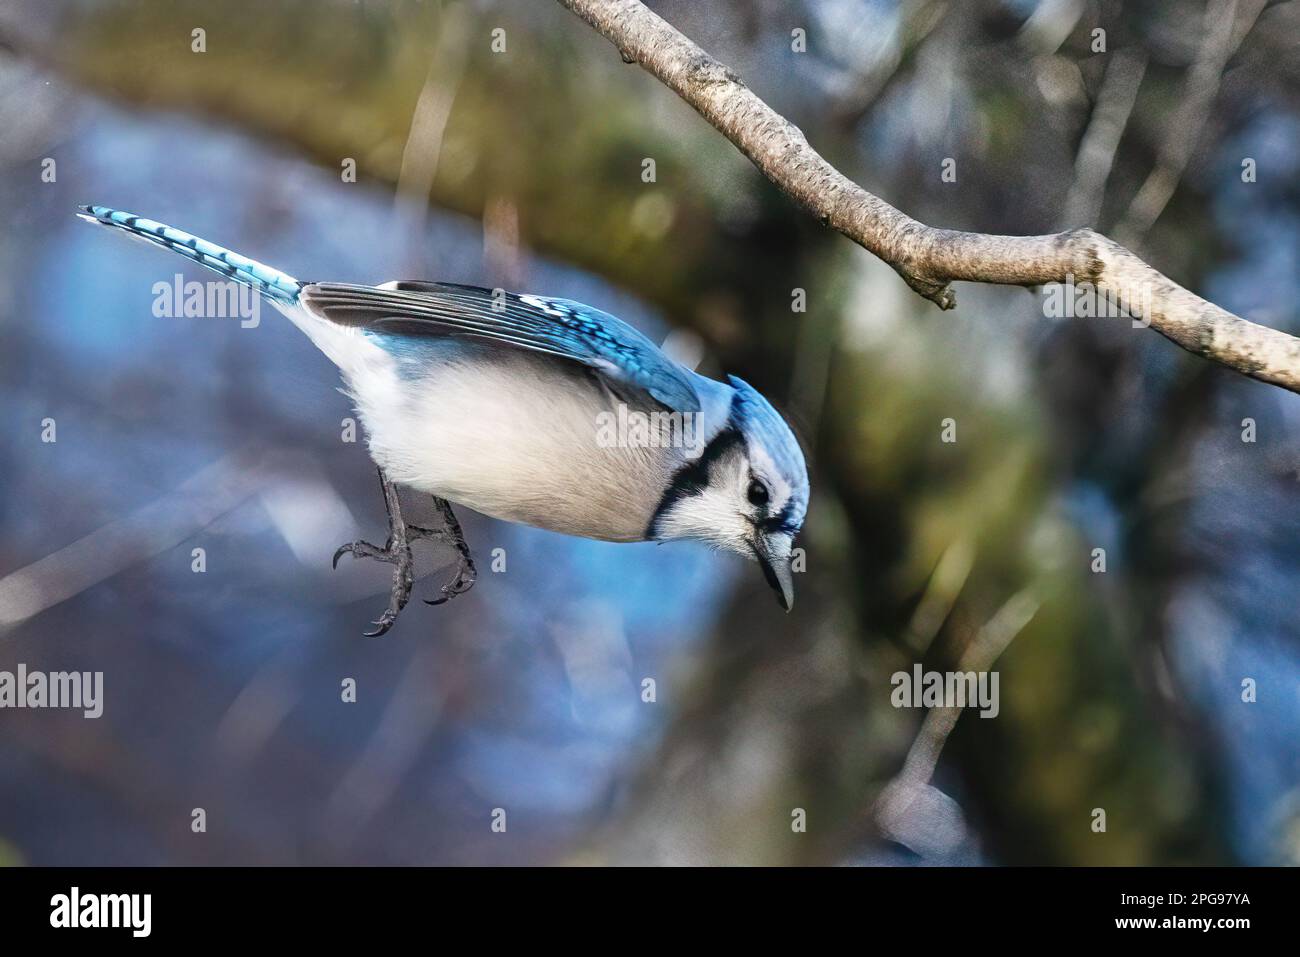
(647, 375, 809, 610)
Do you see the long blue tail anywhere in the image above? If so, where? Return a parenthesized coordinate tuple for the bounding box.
(77, 205, 302, 304)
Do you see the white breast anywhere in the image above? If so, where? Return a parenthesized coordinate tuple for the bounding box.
(343, 345, 681, 541)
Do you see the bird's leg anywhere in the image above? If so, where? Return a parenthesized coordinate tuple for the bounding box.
(332, 471, 477, 635)
(416, 497, 477, 606)
(332, 468, 415, 637)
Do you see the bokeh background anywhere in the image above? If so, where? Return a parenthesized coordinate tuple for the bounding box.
(0, 0, 1297, 865)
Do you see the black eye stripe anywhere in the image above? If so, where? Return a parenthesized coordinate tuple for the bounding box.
(644, 427, 743, 539)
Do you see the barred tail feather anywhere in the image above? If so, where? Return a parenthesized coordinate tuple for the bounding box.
(76, 205, 302, 304)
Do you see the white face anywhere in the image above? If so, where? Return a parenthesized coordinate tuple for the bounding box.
(652, 434, 800, 609)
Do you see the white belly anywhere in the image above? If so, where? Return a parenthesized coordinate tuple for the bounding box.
(344, 345, 676, 541)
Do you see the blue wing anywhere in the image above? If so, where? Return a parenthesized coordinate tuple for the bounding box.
(300, 281, 700, 413)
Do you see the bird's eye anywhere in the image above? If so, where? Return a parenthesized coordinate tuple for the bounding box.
(747, 479, 769, 508)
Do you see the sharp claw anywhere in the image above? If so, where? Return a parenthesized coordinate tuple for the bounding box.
(424, 560, 477, 605)
(334, 483, 475, 634)
(363, 616, 395, 638)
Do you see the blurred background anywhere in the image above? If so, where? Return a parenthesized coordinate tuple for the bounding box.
(0, 0, 1297, 865)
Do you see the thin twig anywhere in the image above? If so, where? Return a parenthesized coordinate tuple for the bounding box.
(874, 590, 1039, 856)
(1116, 0, 1265, 243)
(394, 6, 471, 275)
(1061, 47, 1147, 229)
(0, 444, 282, 630)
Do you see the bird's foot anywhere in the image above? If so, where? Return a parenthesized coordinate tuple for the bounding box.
(331, 472, 476, 637)
(332, 536, 414, 638)
(407, 521, 477, 605)
(422, 495, 476, 605)
(412, 530, 477, 606)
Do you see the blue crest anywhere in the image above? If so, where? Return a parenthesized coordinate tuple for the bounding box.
(727, 374, 809, 531)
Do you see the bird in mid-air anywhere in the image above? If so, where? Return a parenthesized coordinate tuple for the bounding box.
(78, 205, 809, 635)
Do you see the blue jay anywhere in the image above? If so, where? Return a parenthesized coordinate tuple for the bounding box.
(78, 205, 809, 634)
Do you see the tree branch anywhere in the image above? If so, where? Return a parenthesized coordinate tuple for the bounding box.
(556, 0, 1300, 395)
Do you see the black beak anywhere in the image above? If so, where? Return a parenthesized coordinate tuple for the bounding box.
(754, 540, 795, 612)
